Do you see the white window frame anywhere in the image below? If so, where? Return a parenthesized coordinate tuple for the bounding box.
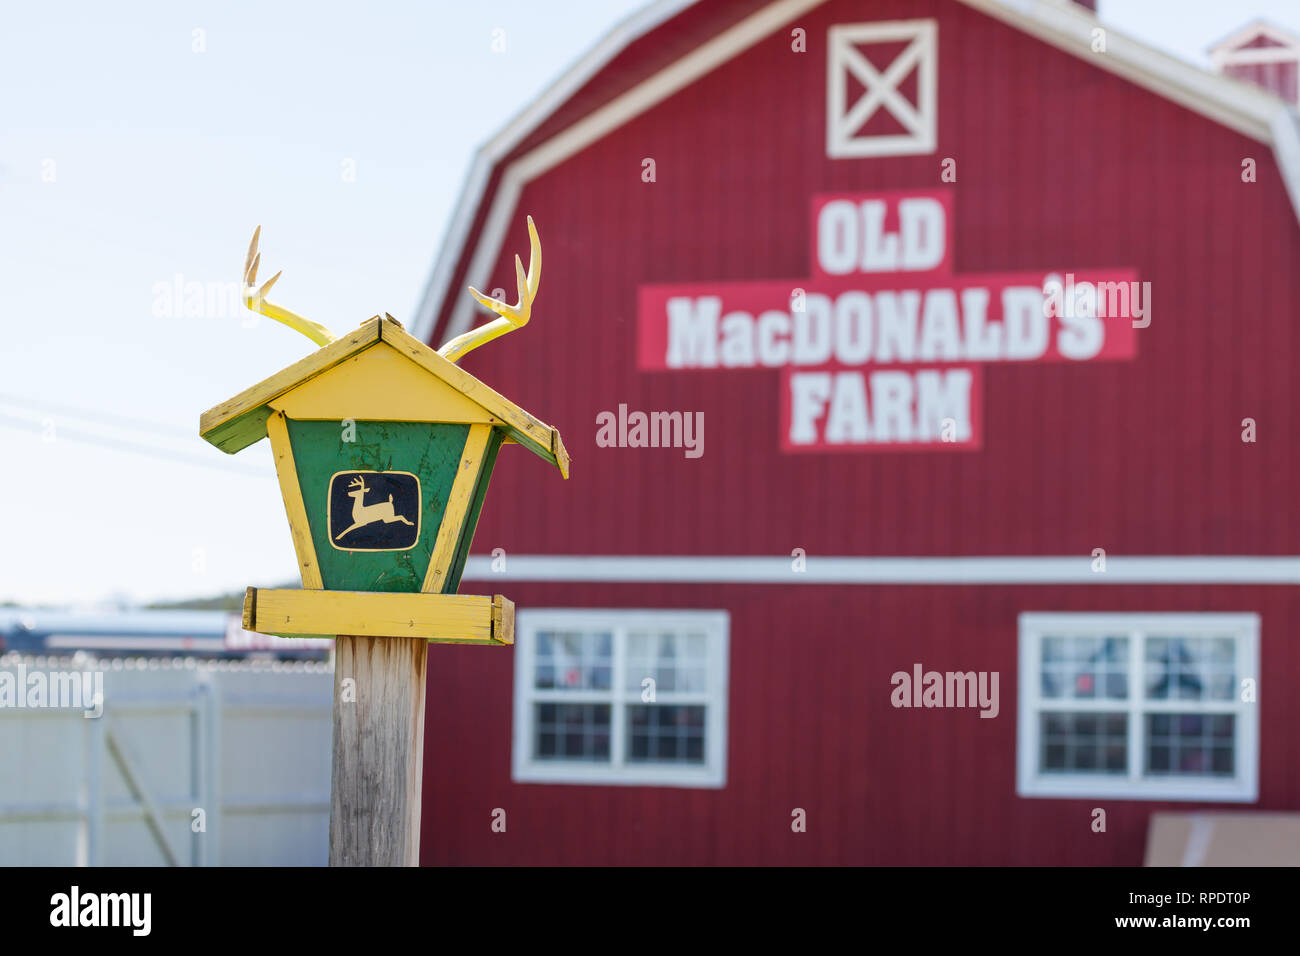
(511, 609, 729, 788)
(826, 20, 938, 158)
(1017, 613, 1259, 802)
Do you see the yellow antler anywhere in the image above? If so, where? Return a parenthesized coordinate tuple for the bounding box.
(439, 216, 541, 364)
(242, 227, 338, 348)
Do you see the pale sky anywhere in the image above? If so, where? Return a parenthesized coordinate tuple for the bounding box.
(3, 0, 1298, 607)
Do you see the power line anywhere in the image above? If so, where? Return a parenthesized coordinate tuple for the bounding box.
(0, 393, 194, 440)
(0, 413, 270, 477)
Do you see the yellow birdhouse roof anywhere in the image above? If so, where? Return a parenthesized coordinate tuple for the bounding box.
(199, 316, 569, 477)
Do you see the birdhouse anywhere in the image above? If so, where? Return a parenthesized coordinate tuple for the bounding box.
(200, 220, 566, 646)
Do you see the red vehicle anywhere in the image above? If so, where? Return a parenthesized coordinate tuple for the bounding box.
(412, 0, 1300, 865)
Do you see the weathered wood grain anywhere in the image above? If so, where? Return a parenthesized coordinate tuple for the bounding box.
(492, 595, 515, 646)
(329, 635, 427, 867)
(241, 586, 256, 631)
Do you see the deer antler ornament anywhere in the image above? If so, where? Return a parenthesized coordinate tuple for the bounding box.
(438, 215, 541, 364)
(242, 227, 339, 347)
(238, 216, 542, 361)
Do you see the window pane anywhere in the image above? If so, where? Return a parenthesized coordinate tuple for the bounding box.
(627, 705, 706, 764)
(1040, 636, 1128, 700)
(656, 633, 678, 691)
(626, 631, 651, 692)
(533, 703, 610, 762)
(1145, 636, 1235, 701)
(678, 666, 707, 692)
(1039, 711, 1127, 774)
(536, 629, 613, 691)
(627, 631, 710, 694)
(1144, 712, 1234, 777)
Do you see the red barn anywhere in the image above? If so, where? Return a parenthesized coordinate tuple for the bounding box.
(411, 0, 1300, 865)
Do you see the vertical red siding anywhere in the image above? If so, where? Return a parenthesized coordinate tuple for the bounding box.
(419, 0, 1300, 864)
(422, 583, 1300, 865)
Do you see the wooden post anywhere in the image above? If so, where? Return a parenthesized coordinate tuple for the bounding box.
(329, 636, 428, 866)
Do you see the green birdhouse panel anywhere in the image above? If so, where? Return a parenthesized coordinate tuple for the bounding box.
(284, 419, 504, 593)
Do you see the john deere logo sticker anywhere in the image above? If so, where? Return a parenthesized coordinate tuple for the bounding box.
(327, 471, 421, 552)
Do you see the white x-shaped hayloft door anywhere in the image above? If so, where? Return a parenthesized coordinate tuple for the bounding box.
(827, 20, 938, 158)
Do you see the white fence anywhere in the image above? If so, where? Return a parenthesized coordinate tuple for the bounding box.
(0, 653, 333, 866)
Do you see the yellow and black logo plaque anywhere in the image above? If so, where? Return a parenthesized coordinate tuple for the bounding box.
(327, 470, 421, 552)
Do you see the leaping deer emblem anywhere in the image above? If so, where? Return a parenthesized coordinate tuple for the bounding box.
(335, 476, 415, 541)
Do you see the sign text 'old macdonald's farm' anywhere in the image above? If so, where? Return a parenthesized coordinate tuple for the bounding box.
(637, 190, 1143, 452)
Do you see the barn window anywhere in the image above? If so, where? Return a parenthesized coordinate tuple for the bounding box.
(512, 610, 728, 787)
(1017, 614, 1259, 802)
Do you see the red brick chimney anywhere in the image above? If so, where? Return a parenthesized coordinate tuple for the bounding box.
(1209, 20, 1300, 105)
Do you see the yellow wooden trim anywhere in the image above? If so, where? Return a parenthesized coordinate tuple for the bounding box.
(200, 315, 569, 480)
(242, 587, 256, 632)
(245, 588, 513, 644)
(266, 411, 324, 589)
(269, 341, 499, 425)
(492, 595, 515, 645)
(380, 317, 567, 475)
(199, 319, 381, 450)
(552, 428, 570, 479)
(422, 423, 492, 593)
